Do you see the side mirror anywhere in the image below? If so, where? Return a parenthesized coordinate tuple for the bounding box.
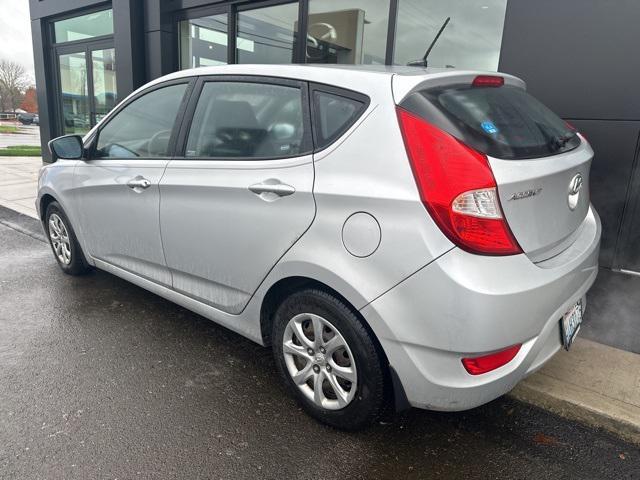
(48, 135, 84, 161)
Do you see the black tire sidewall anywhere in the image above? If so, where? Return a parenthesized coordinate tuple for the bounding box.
(45, 202, 89, 275)
(272, 289, 387, 430)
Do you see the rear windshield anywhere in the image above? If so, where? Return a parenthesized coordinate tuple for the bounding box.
(401, 84, 580, 160)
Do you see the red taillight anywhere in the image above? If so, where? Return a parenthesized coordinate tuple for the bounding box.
(472, 75, 504, 87)
(396, 107, 522, 256)
(462, 344, 522, 375)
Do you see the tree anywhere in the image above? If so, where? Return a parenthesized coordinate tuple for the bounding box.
(19, 86, 38, 113)
(0, 60, 29, 112)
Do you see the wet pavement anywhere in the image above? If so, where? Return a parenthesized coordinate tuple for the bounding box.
(0, 208, 638, 479)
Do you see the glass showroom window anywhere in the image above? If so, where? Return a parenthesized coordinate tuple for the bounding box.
(179, 14, 229, 68)
(393, 0, 507, 71)
(53, 8, 117, 134)
(306, 0, 389, 65)
(92, 48, 117, 123)
(236, 3, 299, 64)
(53, 9, 114, 42)
(58, 52, 89, 135)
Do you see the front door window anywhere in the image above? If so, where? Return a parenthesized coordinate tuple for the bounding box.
(95, 83, 188, 159)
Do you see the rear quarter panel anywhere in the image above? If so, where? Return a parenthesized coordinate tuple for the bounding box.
(263, 74, 454, 310)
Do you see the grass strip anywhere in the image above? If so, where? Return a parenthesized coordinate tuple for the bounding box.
(0, 145, 42, 156)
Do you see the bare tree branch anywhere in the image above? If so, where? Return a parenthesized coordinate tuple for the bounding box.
(0, 59, 29, 112)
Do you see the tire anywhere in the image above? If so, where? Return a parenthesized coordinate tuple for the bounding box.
(272, 288, 388, 430)
(44, 201, 91, 276)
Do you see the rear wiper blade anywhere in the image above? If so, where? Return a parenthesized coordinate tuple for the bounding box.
(555, 133, 576, 148)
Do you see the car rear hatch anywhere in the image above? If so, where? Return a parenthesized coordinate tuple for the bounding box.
(395, 72, 591, 262)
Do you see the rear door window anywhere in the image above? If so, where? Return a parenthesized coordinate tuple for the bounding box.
(401, 84, 580, 159)
(184, 81, 309, 159)
(312, 87, 369, 150)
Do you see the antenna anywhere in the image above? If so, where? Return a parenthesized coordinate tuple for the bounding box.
(407, 17, 451, 67)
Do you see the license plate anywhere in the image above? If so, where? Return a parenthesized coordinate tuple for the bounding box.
(560, 300, 583, 350)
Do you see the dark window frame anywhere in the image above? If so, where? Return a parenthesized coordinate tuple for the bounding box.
(52, 38, 116, 137)
(173, 74, 314, 161)
(174, 3, 233, 70)
(48, 5, 116, 138)
(173, 0, 400, 67)
(174, 0, 301, 69)
(49, 5, 114, 48)
(309, 83, 370, 152)
(86, 77, 197, 160)
(235, 0, 301, 64)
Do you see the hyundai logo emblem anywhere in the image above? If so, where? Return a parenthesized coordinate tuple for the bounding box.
(568, 173, 583, 210)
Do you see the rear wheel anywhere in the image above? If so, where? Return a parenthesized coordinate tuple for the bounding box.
(272, 289, 388, 430)
(45, 202, 91, 275)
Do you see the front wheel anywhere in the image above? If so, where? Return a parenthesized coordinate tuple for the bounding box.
(272, 289, 389, 430)
(45, 201, 91, 275)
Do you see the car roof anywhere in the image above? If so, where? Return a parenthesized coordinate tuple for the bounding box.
(142, 64, 524, 102)
(164, 64, 433, 80)
(147, 64, 500, 88)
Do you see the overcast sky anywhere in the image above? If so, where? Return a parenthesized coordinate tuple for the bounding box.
(0, 1, 35, 82)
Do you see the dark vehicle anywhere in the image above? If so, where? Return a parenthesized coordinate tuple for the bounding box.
(18, 113, 37, 125)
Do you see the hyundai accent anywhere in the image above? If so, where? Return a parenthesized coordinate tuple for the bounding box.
(39, 65, 600, 430)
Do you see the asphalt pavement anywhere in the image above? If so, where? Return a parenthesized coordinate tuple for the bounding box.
(0, 207, 638, 480)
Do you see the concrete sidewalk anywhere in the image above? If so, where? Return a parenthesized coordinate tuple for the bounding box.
(511, 338, 640, 444)
(0, 156, 40, 218)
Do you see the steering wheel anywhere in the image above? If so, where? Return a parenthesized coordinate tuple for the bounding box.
(102, 143, 139, 158)
(306, 22, 338, 60)
(148, 129, 172, 156)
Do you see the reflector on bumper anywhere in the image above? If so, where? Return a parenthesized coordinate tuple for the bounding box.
(462, 344, 522, 375)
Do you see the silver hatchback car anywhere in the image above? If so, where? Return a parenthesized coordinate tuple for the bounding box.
(39, 65, 600, 430)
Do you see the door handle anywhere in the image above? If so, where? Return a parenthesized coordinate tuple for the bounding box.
(249, 181, 295, 197)
(127, 177, 151, 190)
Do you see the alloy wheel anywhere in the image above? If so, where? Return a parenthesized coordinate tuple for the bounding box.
(48, 213, 72, 265)
(282, 313, 357, 410)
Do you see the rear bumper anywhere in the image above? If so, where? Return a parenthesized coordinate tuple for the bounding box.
(360, 205, 601, 411)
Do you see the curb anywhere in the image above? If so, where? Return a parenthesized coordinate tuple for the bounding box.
(509, 338, 640, 445)
(0, 205, 45, 242)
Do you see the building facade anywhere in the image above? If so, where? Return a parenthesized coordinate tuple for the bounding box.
(28, 0, 640, 275)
